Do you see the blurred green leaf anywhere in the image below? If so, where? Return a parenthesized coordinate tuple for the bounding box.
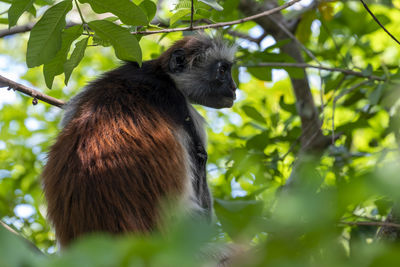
(295, 10, 316, 44)
(199, 0, 223, 11)
(214, 198, 264, 239)
(170, 8, 191, 26)
(8, 0, 35, 27)
(279, 95, 297, 114)
(247, 66, 272, 81)
(242, 105, 265, 124)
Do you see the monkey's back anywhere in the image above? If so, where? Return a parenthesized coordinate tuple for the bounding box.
(42, 62, 192, 247)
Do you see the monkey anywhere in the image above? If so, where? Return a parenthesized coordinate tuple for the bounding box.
(42, 33, 237, 248)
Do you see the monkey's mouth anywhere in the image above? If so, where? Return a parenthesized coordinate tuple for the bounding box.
(223, 88, 236, 100)
(229, 89, 237, 102)
(222, 90, 236, 107)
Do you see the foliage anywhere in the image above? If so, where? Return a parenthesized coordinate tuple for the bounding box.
(1, 0, 400, 266)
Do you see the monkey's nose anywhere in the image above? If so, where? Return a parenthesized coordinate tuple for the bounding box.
(231, 80, 237, 91)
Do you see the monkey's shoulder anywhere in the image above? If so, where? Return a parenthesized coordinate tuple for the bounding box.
(63, 61, 192, 128)
(86, 62, 183, 105)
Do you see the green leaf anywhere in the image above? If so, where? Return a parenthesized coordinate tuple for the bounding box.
(242, 105, 265, 124)
(198, 0, 223, 11)
(43, 25, 83, 88)
(247, 66, 272, 81)
(79, 0, 147, 26)
(28, 4, 36, 16)
(170, 8, 191, 26)
(64, 37, 89, 85)
(192, 8, 213, 22)
(88, 20, 142, 65)
(279, 95, 297, 114)
(26, 0, 73, 68)
(369, 84, 384, 106)
(8, 0, 35, 27)
(174, 0, 192, 9)
(139, 0, 156, 22)
(295, 10, 316, 44)
(362, 64, 373, 76)
(246, 131, 269, 150)
(284, 66, 304, 79)
(35, 0, 55, 5)
(0, 18, 8, 24)
(0, 227, 36, 267)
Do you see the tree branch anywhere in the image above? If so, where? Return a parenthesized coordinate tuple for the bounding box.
(0, 23, 35, 38)
(246, 62, 385, 81)
(133, 0, 302, 35)
(0, 22, 78, 38)
(0, 75, 65, 108)
(340, 220, 400, 228)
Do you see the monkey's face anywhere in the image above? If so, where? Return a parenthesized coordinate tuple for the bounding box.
(169, 49, 237, 109)
(201, 59, 237, 108)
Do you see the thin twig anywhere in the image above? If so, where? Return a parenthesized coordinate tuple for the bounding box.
(246, 62, 385, 81)
(331, 76, 345, 144)
(359, 0, 400, 46)
(340, 220, 400, 228)
(133, 0, 303, 35)
(333, 80, 370, 103)
(190, 0, 194, 30)
(0, 75, 65, 108)
(226, 29, 265, 44)
(74, 0, 86, 24)
(74, 0, 90, 35)
(268, 16, 319, 64)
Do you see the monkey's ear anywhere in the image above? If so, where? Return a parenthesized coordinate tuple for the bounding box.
(169, 49, 186, 73)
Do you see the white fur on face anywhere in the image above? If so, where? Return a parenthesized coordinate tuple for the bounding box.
(185, 34, 237, 69)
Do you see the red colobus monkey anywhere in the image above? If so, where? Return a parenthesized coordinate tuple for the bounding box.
(42, 34, 237, 247)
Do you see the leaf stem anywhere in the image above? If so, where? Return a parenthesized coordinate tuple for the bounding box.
(74, 0, 89, 34)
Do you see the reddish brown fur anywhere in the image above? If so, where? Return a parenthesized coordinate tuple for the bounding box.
(42, 82, 186, 247)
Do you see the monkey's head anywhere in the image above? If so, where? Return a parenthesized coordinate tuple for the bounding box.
(162, 34, 237, 109)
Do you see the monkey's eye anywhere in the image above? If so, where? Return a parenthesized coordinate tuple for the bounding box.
(218, 65, 227, 76)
